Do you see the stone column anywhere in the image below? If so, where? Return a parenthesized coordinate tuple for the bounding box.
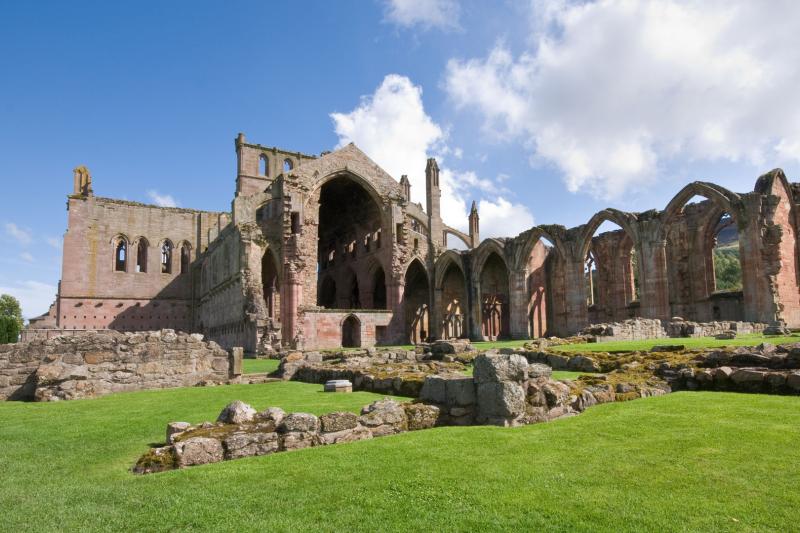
(638, 239, 670, 320)
(387, 281, 406, 344)
(739, 202, 775, 324)
(563, 258, 588, 334)
(509, 269, 529, 339)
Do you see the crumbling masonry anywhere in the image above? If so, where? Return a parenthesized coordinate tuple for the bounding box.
(28, 134, 800, 351)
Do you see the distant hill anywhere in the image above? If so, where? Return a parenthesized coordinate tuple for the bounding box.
(716, 224, 739, 249)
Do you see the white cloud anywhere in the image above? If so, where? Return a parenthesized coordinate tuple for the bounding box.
(479, 197, 535, 238)
(46, 237, 61, 249)
(383, 0, 460, 30)
(20, 252, 34, 263)
(0, 280, 57, 320)
(147, 190, 178, 208)
(444, 0, 800, 198)
(331, 74, 535, 237)
(5, 223, 32, 245)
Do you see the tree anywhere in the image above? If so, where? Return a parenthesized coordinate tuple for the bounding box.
(0, 315, 20, 344)
(0, 294, 23, 344)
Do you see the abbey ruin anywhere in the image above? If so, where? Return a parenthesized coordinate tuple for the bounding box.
(28, 134, 800, 352)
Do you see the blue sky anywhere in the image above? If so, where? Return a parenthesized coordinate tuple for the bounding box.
(2, 0, 800, 319)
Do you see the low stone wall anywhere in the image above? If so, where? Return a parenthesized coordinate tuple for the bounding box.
(279, 349, 464, 397)
(658, 342, 800, 394)
(0, 330, 236, 401)
(581, 318, 767, 342)
(133, 352, 672, 474)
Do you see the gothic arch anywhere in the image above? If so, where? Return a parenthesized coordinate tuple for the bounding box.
(473, 238, 509, 280)
(434, 250, 465, 289)
(578, 209, 639, 261)
(660, 182, 743, 238)
(513, 226, 566, 271)
(305, 170, 389, 225)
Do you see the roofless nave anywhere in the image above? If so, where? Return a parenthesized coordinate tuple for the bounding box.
(29, 134, 800, 351)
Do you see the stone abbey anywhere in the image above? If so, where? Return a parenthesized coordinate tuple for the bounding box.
(29, 133, 800, 351)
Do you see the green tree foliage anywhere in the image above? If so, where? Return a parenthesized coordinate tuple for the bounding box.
(714, 248, 742, 291)
(0, 315, 20, 344)
(0, 294, 23, 344)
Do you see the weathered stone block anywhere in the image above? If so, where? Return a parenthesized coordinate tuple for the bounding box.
(174, 437, 224, 467)
(404, 403, 441, 430)
(223, 431, 279, 459)
(473, 354, 528, 384)
(217, 401, 257, 424)
(279, 413, 320, 433)
(319, 411, 358, 433)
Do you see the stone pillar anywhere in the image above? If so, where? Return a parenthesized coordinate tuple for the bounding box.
(509, 269, 529, 339)
(563, 258, 588, 334)
(430, 285, 443, 341)
(282, 263, 303, 349)
(639, 239, 670, 320)
(387, 281, 405, 344)
(739, 202, 775, 324)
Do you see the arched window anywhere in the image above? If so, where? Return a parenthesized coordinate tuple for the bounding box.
(160, 240, 173, 274)
(135, 239, 148, 273)
(283, 158, 293, 172)
(114, 238, 127, 272)
(259, 154, 268, 176)
(180, 243, 191, 274)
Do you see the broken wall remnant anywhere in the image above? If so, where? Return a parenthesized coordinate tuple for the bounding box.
(0, 330, 235, 401)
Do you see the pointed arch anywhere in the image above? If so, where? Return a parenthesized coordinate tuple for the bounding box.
(262, 247, 281, 319)
(159, 239, 174, 274)
(578, 209, 639, 262)
(478, 249, 510, 340)
(473, 238, 509, 279)
(434, 250, 465, 289)
(341, 314, 361, 348)
(178, 240, 192, 274)
(404, 258, 430, 344)
(661, 182, 743, 236)
(111, 234, 129, 272)
(513, 225, 566, 271)
(134, 237, 149, 273)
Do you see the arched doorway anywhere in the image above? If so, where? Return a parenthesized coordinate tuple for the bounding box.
(316, 175, 383, 311)
(480, 252, 509, 340)
(261, 250, 280, 319)
(342, 315, 361, 347)
(582, 219, 639, 323)
(439, 262, 466, 339)
(663, 192, 744, 321)
(404, 259, 429, 344)
(526, 238, 550, 338)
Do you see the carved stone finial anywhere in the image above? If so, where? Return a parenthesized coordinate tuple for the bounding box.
(72, 165, 93, 196)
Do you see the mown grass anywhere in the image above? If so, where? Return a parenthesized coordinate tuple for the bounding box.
(553, 332, 800, 352)
(242, 358, 280, 374)
(2, 382, 800, 531)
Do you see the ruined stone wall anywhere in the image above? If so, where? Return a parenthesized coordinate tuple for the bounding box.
(59, 196, 228, 332)
(299, 309, 393, 349)
(0, 330, 233, 401)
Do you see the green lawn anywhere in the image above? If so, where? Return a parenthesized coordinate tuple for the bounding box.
(554, 332, 800, 353)
(551, 370, 595, 380)
(2, 382, 800, 531)
(242, 358, 281, 374)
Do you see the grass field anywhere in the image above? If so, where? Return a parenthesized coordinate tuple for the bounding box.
(2, 380, 800, 531)
(553, 332, 800, 352)
(242, 358, 280, 374)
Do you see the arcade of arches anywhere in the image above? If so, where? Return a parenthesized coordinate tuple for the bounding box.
(49, 136, 800, 353)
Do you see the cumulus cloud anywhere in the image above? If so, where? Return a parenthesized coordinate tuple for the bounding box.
(479, 197, 535, 239)
(331, 74, 535, 236)
(5, 222, 32, 245)
(444, 0, 800, 198)
(0, 280, 57, 319)
(383, 0, 460, 30)
(147, 190, 178, 208)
